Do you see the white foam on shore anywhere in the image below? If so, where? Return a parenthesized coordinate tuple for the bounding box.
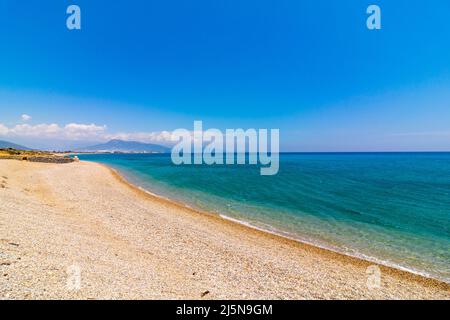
(137, 186, 172, 202)
(219, 214, 449, 284)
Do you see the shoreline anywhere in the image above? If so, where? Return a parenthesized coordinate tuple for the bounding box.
(217, 214, 445, 283)
(1, 159, 449, 299)
(102, 162, 450, 289)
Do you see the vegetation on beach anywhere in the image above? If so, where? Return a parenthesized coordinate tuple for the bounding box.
(1, 148, 45, 158)
(0, 148, 74, 163)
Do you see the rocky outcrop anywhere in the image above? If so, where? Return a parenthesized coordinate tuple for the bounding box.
(27, 156, 74, 164)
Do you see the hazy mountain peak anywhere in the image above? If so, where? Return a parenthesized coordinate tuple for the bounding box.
(77, 139, 170, 153)
(0, 140, 31, 150)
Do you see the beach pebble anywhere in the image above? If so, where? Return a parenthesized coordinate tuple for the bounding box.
(201, 290, 210, 297)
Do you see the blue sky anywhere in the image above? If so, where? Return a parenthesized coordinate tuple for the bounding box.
(0, 0, 449, 151)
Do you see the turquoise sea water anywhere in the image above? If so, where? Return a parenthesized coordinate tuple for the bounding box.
(77, 153, 450, 282)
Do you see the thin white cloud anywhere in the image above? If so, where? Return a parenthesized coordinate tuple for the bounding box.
(0, 124, 9, 136)
(0, 122, 174, 144)
(105, 131, 174, 143)
(11, 123, 61, 136)
(391, 131, 450, 137)
(64, 123, 107, 139)
(21, 114, 32, 122)
(0, 122, 106, 140)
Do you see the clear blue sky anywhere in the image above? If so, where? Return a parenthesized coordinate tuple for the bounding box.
(0, 0, 449, 151)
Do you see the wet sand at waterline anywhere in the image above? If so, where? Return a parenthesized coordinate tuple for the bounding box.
(0, 160, 448, 299)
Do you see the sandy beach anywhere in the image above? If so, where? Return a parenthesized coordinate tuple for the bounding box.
(0, 159, 448, 299)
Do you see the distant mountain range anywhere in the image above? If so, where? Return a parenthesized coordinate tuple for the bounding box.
(0, 140, 31, 150)
(77, 139, 170, 153)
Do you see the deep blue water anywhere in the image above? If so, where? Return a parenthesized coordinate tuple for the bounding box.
(76, 153, 450, 282)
